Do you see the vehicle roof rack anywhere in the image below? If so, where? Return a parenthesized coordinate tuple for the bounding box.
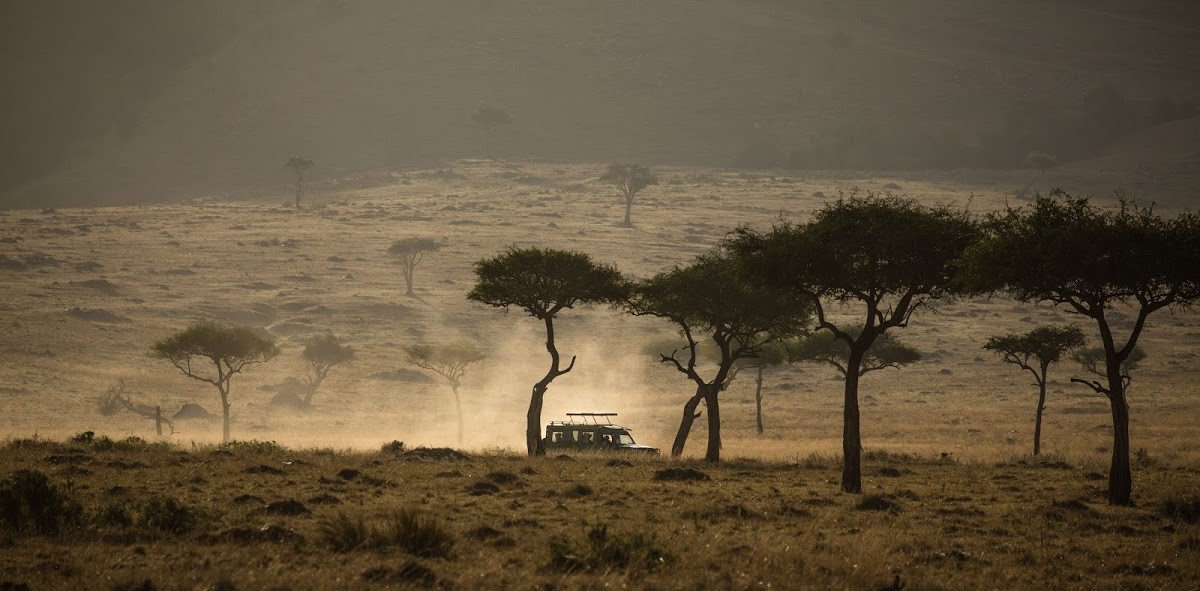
(563, 412, 617, 425)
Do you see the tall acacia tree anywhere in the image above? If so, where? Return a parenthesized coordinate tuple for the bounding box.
(629, 251, 809, 461)
(963, 191, 1200, 505)
(471, 105, 512, 157)
(405, 342, 486, 444)
(300, 333, 355, 406)
(284, 156, 315, 208)
(731, 194, 978, 493)
(599, 163, 657, 227)
(151, 322, 280, 443)
(983, 325, 1086, 456)
(468, 247, 628, 456)
(388, 238, 442, 296)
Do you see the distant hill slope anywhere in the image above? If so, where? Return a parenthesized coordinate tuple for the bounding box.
(3, 0, 1199, 207)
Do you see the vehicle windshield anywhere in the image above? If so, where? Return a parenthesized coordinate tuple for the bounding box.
(616, 433, 635, 445)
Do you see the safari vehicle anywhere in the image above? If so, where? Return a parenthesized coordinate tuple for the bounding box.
(543, 413, 659, 454)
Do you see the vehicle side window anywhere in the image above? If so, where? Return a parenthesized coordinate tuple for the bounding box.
(581, 431, 594, 444)
(551, 432, 562, 443)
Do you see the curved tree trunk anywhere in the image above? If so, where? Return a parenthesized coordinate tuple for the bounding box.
(841, 348, 865, 493)
(526, 384, 546, 456)
(403, 264, 415, 296)
(704, 387, 721, 463)
(452, 383, 464, 445)
(671, 389, 705, 457)
(755, 365, 765, 435)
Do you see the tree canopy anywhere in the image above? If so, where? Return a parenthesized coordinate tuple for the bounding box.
(301, 334, 355, 406)
(791, 330, 921, 377)
(405, 342, 487, 444)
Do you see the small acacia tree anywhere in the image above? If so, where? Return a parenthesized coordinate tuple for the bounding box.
(963, 191, 1200, 505)
(468, 247, 628, 456)
(285, 156, 315, 208)
(732, 194, 978, 492)
(301, 334, 355, 406)
(792, 330, 922, 378)
(599, 163, 658, 227)
(151, 322, 279, 443)
(471, 105, 512, 157)
(629, 250, 809, 461)
(983, 325, 1086, 456)
(388, 238, 442, 296)
(405, 342, 486, 444)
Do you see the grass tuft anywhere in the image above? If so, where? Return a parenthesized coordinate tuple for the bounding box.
(318, 511, 371, 552)
(548, 523, 671, 574)
(375, 508, 455, 558)
(140, 497, 202, 534)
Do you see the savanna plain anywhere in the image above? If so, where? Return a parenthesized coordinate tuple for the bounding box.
(1, 161, 1198, 589)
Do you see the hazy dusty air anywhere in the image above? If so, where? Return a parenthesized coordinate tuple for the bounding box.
(2, 1, 1199, 207)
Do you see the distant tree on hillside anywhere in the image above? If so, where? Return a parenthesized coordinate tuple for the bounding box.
(285, 156, 315, 208)
(151, 322, 279, 443)
(97, 380, 174, 436)
(405, 342, 486, 444)
(471, 105, 512, 158)
(983, 325, 1086, 456)
(468, 247, 628, 456)
(301, 334, 355, 407)
(599, 163, 657, 227)
(388, 238, 442, 296)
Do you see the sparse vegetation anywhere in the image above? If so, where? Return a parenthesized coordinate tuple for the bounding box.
(598, 163, 658, 226)
(404, 342, 485, 443)
(387, 237, 442, 296)
(984, 325, 1086, 455)
(299, 333, 355, 406)
(285, 156, 315, 208)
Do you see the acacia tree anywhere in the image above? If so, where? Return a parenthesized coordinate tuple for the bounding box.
(792, 330, 922, 378)
(405, 342, 486, 444)
(1072, 345, 1145, 395)
(628, 251, 809, 461)
(731, 194, 978, 492)
(467, 247, 628, 456)
(388, 238, 442, 296)
(150, 322, 279, 443)
(742, 340, 795, 435)
(963, 191, 1200, 505)
(471, 105, 512, 157)
(301, 334, 355, 406)
(284, 156, 315, 208)
(599, 163, 658, 227)
(983, 325, 1086, 456)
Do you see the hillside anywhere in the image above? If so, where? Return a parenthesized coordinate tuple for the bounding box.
(3, 0, 1200, 207)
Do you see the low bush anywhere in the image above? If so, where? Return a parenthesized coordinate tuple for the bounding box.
(140, 497, 202, 534)
(0, 469, 83, 535)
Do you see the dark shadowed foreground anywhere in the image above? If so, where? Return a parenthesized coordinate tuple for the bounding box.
(1, 437, 1196, 590)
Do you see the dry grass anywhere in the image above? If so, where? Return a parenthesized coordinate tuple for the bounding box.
(0, 439, 1196, 589)
(0, 160, 1198, 587)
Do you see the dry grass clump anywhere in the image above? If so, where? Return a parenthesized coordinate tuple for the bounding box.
(548, 524, 671, 574)
(319, 508, 454, 558)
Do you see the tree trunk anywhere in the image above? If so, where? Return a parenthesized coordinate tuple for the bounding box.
(220, 388, 231, 444)
(294, 172, 304, 208)
(671, 389, 705, 457)
(704, 387, 721, 463)
(1108, 376, 1133, 505)
(841, 347, 865, 493)
(623, 193, 633, 226)
(527, 383, 546, 456)
(403, 264, 415, 296)
(452, 383, 464, 445)
(1033, 378, 1047, 456)
(755, 365, 765, 435)
(155, 406, 162, 437)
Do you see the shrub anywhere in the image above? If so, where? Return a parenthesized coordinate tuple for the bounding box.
(376, 509, 455, 558)
(94, 502, 133, 528)
(1160, 497, 1200, 524)
(0, 470, 83, 535)
(140, 497, 202, 534)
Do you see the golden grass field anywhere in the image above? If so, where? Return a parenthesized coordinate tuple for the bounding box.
(1, 160, 1198, 589)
